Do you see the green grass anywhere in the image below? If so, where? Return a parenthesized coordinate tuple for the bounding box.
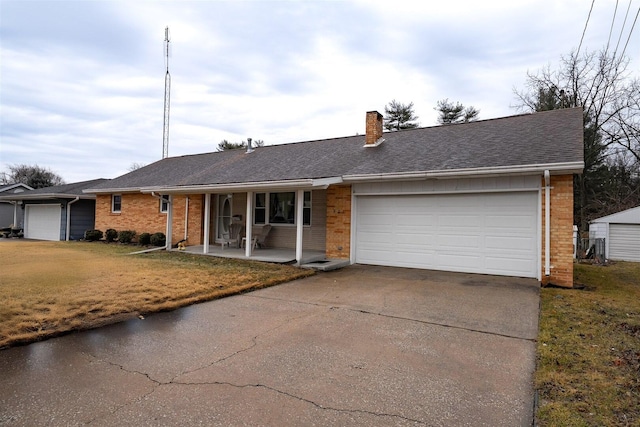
(536, 262, 640, 426)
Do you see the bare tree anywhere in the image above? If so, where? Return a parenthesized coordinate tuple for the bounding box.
(514, 49, 640, 229)
(1, 164, 65, 189)
(128, 162, 146, 171)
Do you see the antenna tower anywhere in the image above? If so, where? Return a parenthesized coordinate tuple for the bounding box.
(162, 27, 171, 159)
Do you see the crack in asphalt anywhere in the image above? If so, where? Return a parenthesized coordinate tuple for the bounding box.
(169, 379, 429, 425)
(248, 294, 537, 342)
(85, 347, 429, 426)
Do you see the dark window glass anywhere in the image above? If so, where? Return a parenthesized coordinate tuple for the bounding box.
(254, 193, 266, 224)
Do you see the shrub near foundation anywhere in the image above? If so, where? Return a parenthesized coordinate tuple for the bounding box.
(105, 228, 118, 242)
(150, 232, 166, 246)
(118, 230, 136, 244)
(84, 229, 103, 241)
(138, 232, 151, 246)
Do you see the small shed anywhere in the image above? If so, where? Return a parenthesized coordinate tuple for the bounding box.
(590, 206, 640, 262)
(0, 179, 108, 241)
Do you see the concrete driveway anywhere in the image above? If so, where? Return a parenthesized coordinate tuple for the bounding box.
(0, 265, 539, 426)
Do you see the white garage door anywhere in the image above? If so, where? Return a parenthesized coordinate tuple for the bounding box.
(609, 224, 640, 262)
(355, 192, 538, 277)
(25, 204, 61, 241)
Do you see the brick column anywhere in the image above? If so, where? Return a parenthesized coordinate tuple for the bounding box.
(325, 184, 352, 259)
(541, 175, 575, 287)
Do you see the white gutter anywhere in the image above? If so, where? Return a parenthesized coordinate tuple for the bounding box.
(343, 162, 584, 182)
(544, 170, 551, 277)
(151, 192, 172, 250)
(140, 177, 344, 195)
(82, 187, 143, 195)
(0, 194, 95, 201)
(65, 197, 80, 241)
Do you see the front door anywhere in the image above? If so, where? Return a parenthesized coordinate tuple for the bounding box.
(216, 194, 232, 241)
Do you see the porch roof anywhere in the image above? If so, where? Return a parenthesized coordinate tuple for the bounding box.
(84, 108, 584, 194)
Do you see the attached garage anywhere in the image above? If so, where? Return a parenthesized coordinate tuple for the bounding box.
(25, 204, 62, 241)
(353, 178, 540, 278)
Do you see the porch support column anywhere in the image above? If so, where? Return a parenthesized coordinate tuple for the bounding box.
(203, 194, 210, 254)
(245, 191, 253, 257)
(295, 189, 304, 265)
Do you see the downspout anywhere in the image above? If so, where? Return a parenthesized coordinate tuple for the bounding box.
(65, 197, 80, 241)
(184, 196, 189, 241)
(151, 192, 171, 250)
(544, 170, 551, 277)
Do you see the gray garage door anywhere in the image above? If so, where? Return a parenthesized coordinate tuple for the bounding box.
(355, 192, 538, 278)
(609, 224, 640, 262)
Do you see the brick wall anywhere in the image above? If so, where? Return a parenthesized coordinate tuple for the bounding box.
(541, 175, 575, 287)
(325, 184, 352, 259)
(171, 195, 203, 246)
(95, 193, 204, 246)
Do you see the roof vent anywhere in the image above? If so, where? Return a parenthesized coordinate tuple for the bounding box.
(246, 137, 254, 154)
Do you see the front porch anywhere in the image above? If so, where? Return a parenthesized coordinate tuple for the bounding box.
(181, 245, 350, 271)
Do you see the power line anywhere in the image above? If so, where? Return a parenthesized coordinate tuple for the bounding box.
(619, 4, 640, 60)
(605, 0, 619, 55)
(577, 0, 596, 56)
(612, 0, 634, 59)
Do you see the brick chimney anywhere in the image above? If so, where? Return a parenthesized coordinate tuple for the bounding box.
(365, 111, 384, 146)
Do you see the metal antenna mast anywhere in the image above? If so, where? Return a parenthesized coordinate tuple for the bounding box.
(162, 26, 171, 159)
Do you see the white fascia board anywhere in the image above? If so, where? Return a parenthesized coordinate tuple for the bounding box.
(342, 162, 584, 182)
(0, 193, 96, 201)
(140, 177, 344, 194)
(82, 187, 143, 194)
(0, 183, 34, 192)
(591, 205, 640, 224)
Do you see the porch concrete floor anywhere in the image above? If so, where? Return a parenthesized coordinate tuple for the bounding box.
(182, 244, 327, 265)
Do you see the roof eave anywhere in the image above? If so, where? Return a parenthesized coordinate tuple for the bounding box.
(139, 177, 344, 194)
(0, 193, 96, 201)
(83, 187, 144, 194)
(343, 162, 585, 182)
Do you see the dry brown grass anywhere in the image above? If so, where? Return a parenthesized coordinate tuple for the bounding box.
(0, 240, 314, 349)
(536, 261, 640, 426)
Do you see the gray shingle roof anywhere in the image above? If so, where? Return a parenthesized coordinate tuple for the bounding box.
(0, 179, 109, 200)
(88, 108, 584, 192)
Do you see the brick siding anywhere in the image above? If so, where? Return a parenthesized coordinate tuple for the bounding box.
(541, 175, 575, 287)
(95, 193, 204, 246)
(325, 184, 351, 259)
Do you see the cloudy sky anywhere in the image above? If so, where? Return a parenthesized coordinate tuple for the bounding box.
(1, 0, 638, 183)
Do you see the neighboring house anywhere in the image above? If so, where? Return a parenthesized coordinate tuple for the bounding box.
(0, 183, 33, 228)
(0, 179, 108, 241)
(590, 206, 640, 262)
(85, 108, 584, 287)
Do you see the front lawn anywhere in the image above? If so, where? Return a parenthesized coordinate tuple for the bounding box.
(0, 241, 313, 349)
(536, 261, 640, 426)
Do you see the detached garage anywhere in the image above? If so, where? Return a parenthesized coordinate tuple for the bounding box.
(590, 206, 640, 262)
(0, 179, 108, 241)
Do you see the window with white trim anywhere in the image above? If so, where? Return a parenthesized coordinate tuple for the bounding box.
(160, 195, 170, 213)
(112, 194, 122, 213)
(254, 191, 311, 226)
